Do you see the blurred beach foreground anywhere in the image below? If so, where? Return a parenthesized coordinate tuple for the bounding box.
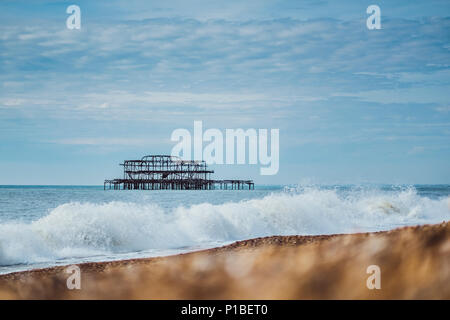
(1, 222, 448, 299)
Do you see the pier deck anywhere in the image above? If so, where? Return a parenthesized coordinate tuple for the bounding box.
(104, 155, 254, 190)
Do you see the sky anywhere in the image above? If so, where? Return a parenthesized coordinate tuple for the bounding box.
(0, 0, 449, 185)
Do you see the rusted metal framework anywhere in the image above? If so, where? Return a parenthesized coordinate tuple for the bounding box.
(104, 155, 254, 190)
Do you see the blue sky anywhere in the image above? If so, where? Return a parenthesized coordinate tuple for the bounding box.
(0, 0, 449, 185)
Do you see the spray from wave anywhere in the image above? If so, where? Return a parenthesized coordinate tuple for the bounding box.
(0, 186, 448, 266)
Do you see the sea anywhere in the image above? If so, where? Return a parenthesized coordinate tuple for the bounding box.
(0, 184, 449, 274)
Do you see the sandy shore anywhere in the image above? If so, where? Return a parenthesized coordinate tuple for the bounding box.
(1, 222, 449, 299)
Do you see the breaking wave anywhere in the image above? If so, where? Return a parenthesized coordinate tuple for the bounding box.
(0, 187, 448, 266)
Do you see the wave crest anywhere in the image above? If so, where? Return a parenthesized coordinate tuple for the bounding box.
(0, 187, 448, 266)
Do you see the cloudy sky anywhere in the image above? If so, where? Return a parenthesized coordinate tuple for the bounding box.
(0, 0, 449, 185)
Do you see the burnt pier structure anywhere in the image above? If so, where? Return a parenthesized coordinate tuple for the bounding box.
(104, 155, 254, 190)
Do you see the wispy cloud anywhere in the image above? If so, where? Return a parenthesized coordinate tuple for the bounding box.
(1, 17, 449, 118)
(49, 137, 168, 146)
(435, 106, 450, 113)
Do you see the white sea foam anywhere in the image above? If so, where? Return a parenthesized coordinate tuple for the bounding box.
(0, 187, 448, 266)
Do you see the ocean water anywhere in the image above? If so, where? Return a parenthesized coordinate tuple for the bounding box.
(0, 184, 449, 274)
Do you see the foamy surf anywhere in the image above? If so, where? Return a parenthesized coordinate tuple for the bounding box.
(0, 187, 448, 268)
